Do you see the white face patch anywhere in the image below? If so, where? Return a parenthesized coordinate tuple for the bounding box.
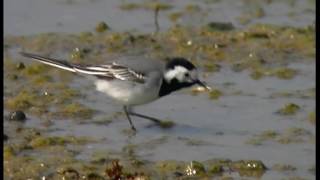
(164, 66, 198, 83)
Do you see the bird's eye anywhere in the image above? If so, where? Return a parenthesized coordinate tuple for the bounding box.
(184, 73, 190, 77)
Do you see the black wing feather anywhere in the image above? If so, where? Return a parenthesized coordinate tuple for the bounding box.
(80, 63, 146, 83)
(20, 52, 146, 83)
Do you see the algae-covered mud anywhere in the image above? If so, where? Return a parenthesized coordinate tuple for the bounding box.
(4, 0, 315, 179)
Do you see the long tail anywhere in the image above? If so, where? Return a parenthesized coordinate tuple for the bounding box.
(20, 52, 77, 72)
(20, 52, 123, 78)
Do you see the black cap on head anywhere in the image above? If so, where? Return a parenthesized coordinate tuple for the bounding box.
(165, 57, 196, 70)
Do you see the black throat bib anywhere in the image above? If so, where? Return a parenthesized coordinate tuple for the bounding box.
(158, 79, 194, 97)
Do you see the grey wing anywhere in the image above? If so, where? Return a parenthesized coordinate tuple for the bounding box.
(74, 63, 146, 83)
(111, 55, 165, 74)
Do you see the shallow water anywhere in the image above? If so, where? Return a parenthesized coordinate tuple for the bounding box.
(4, 60, 314, 179)
(3, 0, 315, 179)
(61, 61, 315, 177)
(4, 0, 315, 35)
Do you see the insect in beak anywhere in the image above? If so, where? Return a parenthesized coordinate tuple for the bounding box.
(195, 80, 212, 91)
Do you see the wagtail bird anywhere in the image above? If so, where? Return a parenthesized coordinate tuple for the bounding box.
(20, 52, 211, 131)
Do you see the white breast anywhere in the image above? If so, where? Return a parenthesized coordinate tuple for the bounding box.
(94, 72, 162, 106)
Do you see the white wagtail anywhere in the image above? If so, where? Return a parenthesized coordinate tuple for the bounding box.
(20, 52, 211, 130)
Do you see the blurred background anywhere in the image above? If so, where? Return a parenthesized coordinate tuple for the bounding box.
(4, 0, 315, 35)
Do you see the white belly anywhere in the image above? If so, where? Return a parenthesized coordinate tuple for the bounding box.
(94, 79, 160, 106)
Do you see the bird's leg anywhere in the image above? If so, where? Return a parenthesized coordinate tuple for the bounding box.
(123, 106, 136, 131)
(128, 111, 162, 124)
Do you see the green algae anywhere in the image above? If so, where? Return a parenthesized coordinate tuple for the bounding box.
(95, 21, 110, 33)
(246, 127, 313, 145)
(185, 161, 206, 176)
(22, 63, 51, 76)
(259, 130, 279, 139)
(167, 4, 201, 23)
(277, 103, 301, 115)
(90, 151, 110, 165)
(168, 12, 183, 22)
(155, 160, 185, 173)
(105, 159, 149, 180)
(5, 87, 79, 117)
(4, 144, 272, 180)
(220, 176, 234, 180)
(29, 136, 90, 148)
(249, 67, 298, 80)
(277, 127, 312, 144)
(4, 127, 93, 180)
(245, 138, 263, 146)
(203, 62, 221, 72)
(267, 26, 315, 57)
(5, 90, 39, 110)
(253, 7, 265, 18)
(274, 68, 297, 79)
(270, 88, 315, 99)
(86, 172, 105, 180)
(3, 145, 15, 159)
(245, 130, 279, 145)
(156, 159, 267, 178)
(209, 89, 223, 100)
(4, 156, 48, 180)
(4, 85, 84, 118)
(31, 75, 53, 85)
(42, 83, 81, 104)
(185, 4, 201, 12)
(308, 165, 315, 175)
(209, 164, 223, 174)
(158, 120, 175, 128)
(308, 111, 315, 125)
(206, 159, 231, 175)
(154, 159, 267, 178)
(57, 167, 80, 180)
(250, 68, 265, 80)
(206, 22, 235, 31)
(119, 3, 141, 10)
(247, 31, 270, 39)
(146, 2, 173, 11)
(59, 103, 94, 119)
(231, 160, 266, 171)
(70, 47, 85, 60)
(119, 2, 172, 11)
(59, 88, 81, 102)
(272, 164, 297, 172)
(284, 127, 312, 137)
(30, 136, 69, 147)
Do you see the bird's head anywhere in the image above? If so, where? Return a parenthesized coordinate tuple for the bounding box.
(163, 57, 211, 90)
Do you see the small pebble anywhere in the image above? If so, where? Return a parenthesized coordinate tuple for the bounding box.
(16, 62, 25, 70)
(174, 171, 184, 177)
(215, 131, 224, 135)
(95, 21, 110, 33)
(9, 110, 26, 121)
(4, 134, 8, 141)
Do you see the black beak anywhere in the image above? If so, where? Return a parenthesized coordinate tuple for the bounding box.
(195, 80, 211, 91)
